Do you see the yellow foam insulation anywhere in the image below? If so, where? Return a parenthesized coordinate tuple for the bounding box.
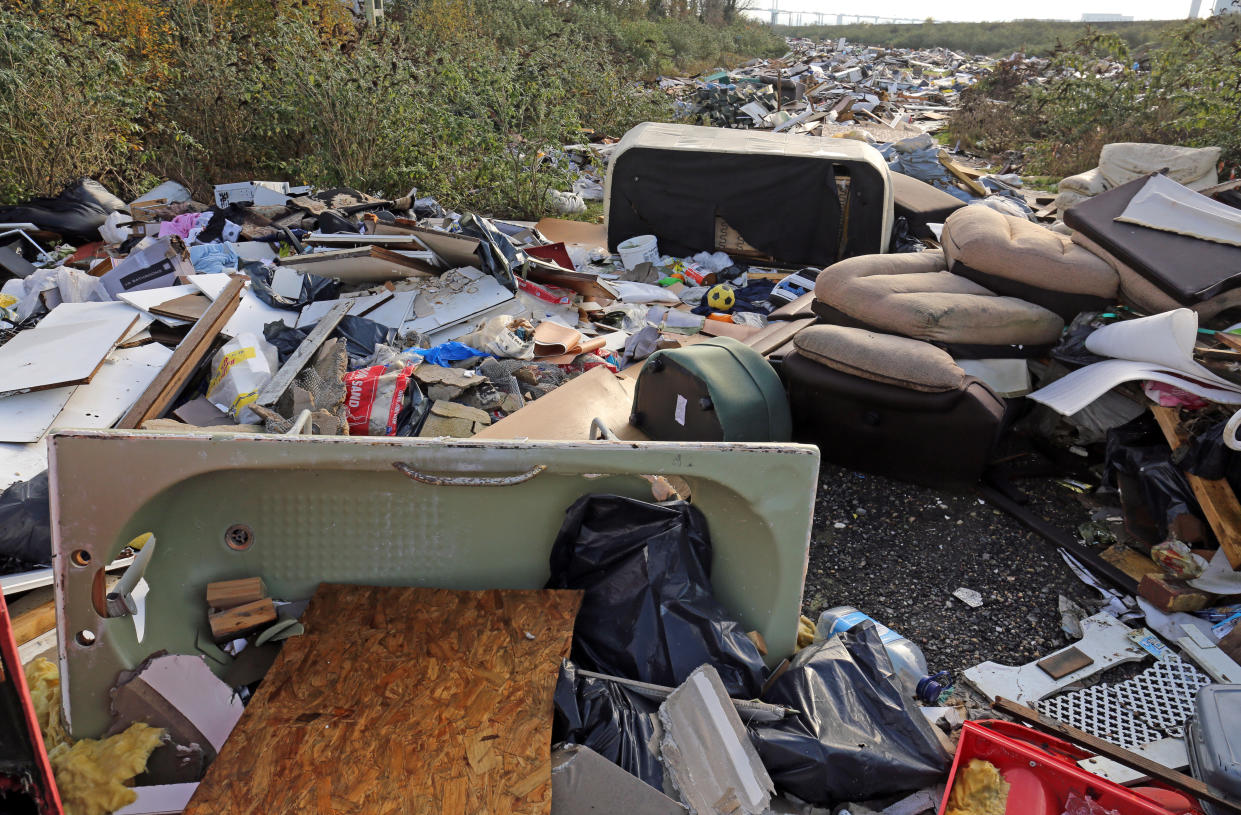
(24, 658, 165, 815)
(796, 615, 817, 651)
(25, 656, 69, 750)
(945, 758, 1011, 815)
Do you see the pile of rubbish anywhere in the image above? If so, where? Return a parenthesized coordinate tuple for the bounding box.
(0, 174, 804, 509)
(2, 33, 1241, 815)
(663, 38, 990, 137)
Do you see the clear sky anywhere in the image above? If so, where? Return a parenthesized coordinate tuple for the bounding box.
(743, 0, 1209, 23)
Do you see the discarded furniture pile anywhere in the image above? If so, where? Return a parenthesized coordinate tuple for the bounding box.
(2, 38, 1241, 815)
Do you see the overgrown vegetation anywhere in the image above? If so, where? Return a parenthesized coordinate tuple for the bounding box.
(776, 18, 1180, 58)
(947, 17, 1241, 178)
(0, 0, 783, 216)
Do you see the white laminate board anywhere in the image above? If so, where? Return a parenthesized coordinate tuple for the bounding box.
(50, 343, 173, 432)
(38, 300, 154, 344)
(0, 314, 136, 397)
(0, 344, 173, 478)
(0, 385, 76, 442)
(188, 274, 297, 337)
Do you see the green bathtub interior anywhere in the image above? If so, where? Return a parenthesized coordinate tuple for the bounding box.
(50, 430, 819, 738)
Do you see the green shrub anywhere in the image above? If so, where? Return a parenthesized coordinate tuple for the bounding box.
(0, 11, 156, 202)
(0, 0, 778, 215)
(948, 17, 1241, 179)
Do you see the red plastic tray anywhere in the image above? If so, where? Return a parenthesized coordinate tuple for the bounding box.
(937, 720, 1199, 815)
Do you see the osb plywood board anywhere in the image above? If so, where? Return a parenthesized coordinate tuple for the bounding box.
(183, 585, 582, 815)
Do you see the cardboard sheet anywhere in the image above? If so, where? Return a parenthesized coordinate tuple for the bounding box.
(535, 218, 608, 251)
(475, 366, 645, 441)
(1028, 309, 1241, 414)
(118, 285, 199, 327)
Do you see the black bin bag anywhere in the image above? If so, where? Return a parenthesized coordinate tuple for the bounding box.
(552, 661, 664, 789)
(0, 470, 51, 568)
(751, 622, 951, 805)
(546, 494, 766, 698)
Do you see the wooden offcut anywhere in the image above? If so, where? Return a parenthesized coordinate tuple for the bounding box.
(1150, 405, 1241, 568)
(938, 151, 989, 198)
(11, 600, 56, 647)
(206, 577, 267, 610)
(184, 585, 582, 815)
(208, 598, 276, 641)
(117, 277, 244, 429)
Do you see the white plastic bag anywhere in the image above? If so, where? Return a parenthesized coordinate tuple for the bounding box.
(206, 333, 279, 424)
(458, 315, 534, 359)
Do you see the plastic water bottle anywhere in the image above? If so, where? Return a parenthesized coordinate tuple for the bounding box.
(814, 606, 948, 703)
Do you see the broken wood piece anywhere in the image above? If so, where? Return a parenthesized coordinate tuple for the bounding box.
(1101, 543, 1161, 582)
(254, 299, 350, 407)
(1139, 573, 1210, 613)
(1150, 405, 1241, 568)
(183, 585, 582, 815)
(993, 697, 1241, 815)
(208, 598, 276, 641)
(11, 600, 56, 647)
(1214, 331, 1241, 353)
(117, 277, 245, 429)
(205, 577, 267, 611)
(937, 151, 989, 198)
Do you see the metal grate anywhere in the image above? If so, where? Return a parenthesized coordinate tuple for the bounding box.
(1034, 658, 1210, 750)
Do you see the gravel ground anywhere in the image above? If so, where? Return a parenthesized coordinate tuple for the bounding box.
(802, 462, 1102, 676)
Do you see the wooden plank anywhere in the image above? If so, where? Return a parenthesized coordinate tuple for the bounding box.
(206, 577, 267, 611)
(938, 151, 988, 198)
(993, 697, 1241, 815)
(1100, 543, 1160, 582)
(184, 585, 582, 815)
(11, 601, 55, 647)
(254, 300, 351, 407)
(207, 598, 276, 641)
(116, 277, 244, 429)
(1151, 405, 1241, 568)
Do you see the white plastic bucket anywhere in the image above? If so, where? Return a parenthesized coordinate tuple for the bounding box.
(617, 234, 659, 270)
